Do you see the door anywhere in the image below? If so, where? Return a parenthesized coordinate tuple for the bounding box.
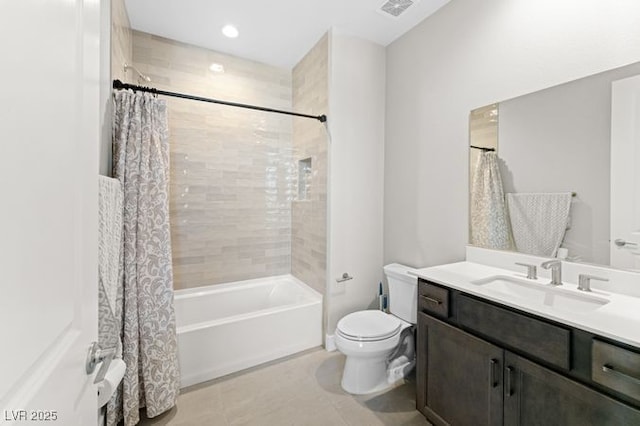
(610, 74, 640, 270)
(0, 1, 102, 424)
(417, 313, 503, 426)
(504, 351, 640, 425)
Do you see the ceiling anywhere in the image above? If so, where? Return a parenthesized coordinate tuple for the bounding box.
(124, 0, 450, 69)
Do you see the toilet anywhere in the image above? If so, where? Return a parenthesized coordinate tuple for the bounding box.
(335, 263, 418, 395)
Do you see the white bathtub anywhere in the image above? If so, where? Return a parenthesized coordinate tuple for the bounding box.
(174, 274, 323, 388)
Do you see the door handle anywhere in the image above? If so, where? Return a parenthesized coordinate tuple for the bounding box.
(506, 366, 514, 396)
(602, 364, 640, 385)
(420, 295, 442, 305)
(86, 342, 117, 384)
(489, 359, 498, 388)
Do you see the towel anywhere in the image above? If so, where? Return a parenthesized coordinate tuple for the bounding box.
(470, 152, 512, 250)
(506, 192, 572, 257)
(98, 175, 123, 315)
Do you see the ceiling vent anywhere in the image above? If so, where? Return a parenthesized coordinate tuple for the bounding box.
(379, 0, 418, 18)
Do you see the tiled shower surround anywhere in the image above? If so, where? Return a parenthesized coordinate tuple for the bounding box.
(132, 31, 299, 289)
(111, 0, 132, 83)
(291, 35, 329, 295)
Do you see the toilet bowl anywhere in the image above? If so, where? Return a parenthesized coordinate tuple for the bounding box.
(335, 263, 418, 395)
(336, 310, 413, 394)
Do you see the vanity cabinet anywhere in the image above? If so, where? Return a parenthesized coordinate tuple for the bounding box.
(504, 352, 640, 425)
(417, 313, 503, 426)
(416, 279, 640, 426)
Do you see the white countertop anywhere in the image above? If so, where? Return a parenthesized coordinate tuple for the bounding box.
(415, 261, 640, 348)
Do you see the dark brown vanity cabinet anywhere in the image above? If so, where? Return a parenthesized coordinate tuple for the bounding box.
(417, 314, 503, 426)
(416, 279, 640, 426)
(504, 352, 640, 425)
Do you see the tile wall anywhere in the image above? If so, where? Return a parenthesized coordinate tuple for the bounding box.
(291, 35, 329, 295)
(111, 0, 132, 83)
(132, 31, 294, 289)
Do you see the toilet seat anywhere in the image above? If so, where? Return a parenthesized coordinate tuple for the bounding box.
(337, 310, 402, 342)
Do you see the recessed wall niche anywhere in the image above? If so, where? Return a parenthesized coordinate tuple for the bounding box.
(298, 157, 312, 201)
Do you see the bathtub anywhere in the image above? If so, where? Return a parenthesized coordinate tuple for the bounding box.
(174, 274, 323, 388)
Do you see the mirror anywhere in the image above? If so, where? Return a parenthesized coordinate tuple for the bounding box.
(469, 61, 640, 268)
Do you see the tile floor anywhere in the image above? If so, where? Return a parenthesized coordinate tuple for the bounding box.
(138, 348, 431, 426)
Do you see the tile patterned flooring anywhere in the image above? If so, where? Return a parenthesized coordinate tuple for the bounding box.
(139, 348, 431, 426)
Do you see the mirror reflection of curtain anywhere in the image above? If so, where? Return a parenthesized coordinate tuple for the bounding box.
(470, 152, 512, 250)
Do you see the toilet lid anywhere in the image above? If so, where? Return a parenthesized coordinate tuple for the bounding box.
(337, 310, 402, 341)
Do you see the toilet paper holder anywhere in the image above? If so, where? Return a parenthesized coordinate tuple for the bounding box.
(336, 272, 353, 283)
(86, 342, 117, 384)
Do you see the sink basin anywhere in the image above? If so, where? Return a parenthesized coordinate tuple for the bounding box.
(471, 275, 609, 313)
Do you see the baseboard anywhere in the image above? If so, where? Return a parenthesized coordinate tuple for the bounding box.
(325, 334, 336, 352)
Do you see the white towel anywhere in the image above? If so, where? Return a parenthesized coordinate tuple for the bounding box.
(506, 192, 572, 257)
(98, 175, 123, 315)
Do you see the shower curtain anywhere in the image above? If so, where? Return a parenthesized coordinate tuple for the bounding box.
(109, 90, 180, 426)
(470, 151, 512, 250)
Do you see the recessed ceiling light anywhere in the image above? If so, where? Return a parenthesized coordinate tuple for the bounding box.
(209, 63, 225, 73)
(222, 24, 239, 38)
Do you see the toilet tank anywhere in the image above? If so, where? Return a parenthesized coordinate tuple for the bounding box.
(384, 263, 418, 324)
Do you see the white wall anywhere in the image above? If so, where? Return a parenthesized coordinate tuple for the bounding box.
(326, 31, 386, 336)
(498, 62, 640, 265)
(384, 0, 640, 268)
(99, 0, 112, 175)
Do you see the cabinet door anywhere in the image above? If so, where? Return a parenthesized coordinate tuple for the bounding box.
(417, 313, 503, 426)
(504, 351, 640, 425)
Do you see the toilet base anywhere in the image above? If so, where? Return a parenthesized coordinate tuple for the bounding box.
(341, 355, 393, 395)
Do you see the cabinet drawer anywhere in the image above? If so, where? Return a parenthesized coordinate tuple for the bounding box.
(457, 294, 571, 370)
(593, 340, 640, 402)
(418, 281, 449, 318)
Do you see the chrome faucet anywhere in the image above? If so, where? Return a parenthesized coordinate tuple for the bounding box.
(577, 274, 609, 292)
(541, 259, 562, 286)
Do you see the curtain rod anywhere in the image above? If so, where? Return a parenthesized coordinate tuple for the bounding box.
(470, 145, 496, 152)
(112, 80, 327, 123)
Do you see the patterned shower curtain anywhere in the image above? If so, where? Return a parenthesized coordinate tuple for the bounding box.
(470, 151, 512, 250)
(109, 90, 180, 426)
